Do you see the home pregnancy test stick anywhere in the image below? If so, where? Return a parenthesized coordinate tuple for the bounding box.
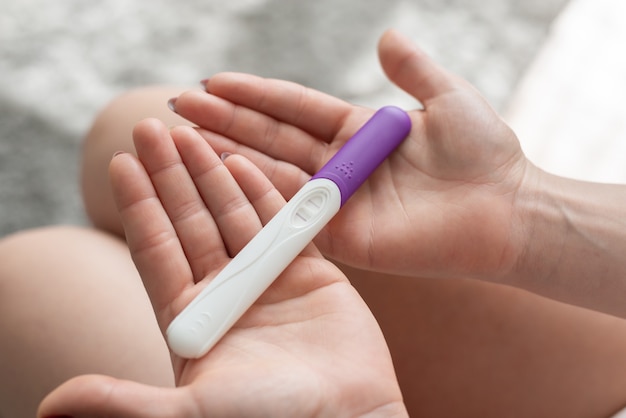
(167, 106, 411, 358)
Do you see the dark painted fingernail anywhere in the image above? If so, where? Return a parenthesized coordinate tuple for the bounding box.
(167, 97, 177, 112)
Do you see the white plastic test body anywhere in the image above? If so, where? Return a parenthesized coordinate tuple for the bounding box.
(166, 106, 412, 359)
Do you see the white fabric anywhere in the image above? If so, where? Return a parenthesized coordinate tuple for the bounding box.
(505, 0, 626, 184)
(0, 0, 568, 234)
(612, 407, 626, 418)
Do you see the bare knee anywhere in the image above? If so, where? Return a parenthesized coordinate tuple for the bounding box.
(0, 226, 174, 417)
(0, 226, 125, 292)
(0, 226, 79, 284)
(81, 86, 191, 237)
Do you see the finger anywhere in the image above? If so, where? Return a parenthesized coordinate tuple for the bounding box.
(109, 148, 193, 320)
(195, 128, 312, 201)
(223, 154, 321, 258)
(132, 120, 228, 281)
(172, 126, 264, 257)
(172, 90, 330, 175)
(37, 375, 194, 418)
(206, 72, 352, 141)
(223, 155, 286, 225)
(378, 29, 463, 105)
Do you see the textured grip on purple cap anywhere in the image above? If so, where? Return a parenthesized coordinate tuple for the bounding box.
(310, 106, 411, 206)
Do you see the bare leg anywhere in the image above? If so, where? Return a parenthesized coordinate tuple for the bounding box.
(82, 86, 193, 237)
(0, 226, 174, 418)
(0, 88, 188, 416)
(78, 87, 626, 416)
(346, 266, 626, 417)
(4, 229, 624, 416)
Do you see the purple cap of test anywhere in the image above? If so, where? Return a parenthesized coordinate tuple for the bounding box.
(310, 106, 411, 206)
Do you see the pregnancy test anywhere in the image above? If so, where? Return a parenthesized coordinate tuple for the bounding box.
(166, 106, 411, 358)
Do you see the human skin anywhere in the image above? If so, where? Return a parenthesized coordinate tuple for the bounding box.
(11, 29, 625, 418)
(38, 121, 407, 418)
(171, 30, 626, 319)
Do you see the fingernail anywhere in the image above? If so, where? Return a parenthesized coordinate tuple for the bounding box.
(220, 152, 232, 162)
(112, 150, 126, 158)
(200, 78, 210, 89)
(167, 97, 177, 112)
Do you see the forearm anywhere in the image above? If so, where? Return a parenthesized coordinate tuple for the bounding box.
(511, 165, 626, 317)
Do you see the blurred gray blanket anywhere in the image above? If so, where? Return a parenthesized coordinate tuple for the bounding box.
(0, 0, 568, 236)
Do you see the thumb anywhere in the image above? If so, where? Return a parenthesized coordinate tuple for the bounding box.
(378, 29, 461, 105)
(38, 374, 193, 418)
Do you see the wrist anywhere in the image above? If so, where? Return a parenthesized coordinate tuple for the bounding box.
(504, 165, 626, 316)
(504, 165, 568, 288)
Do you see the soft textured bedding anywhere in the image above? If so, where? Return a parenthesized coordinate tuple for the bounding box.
(0, 0, 567, 235)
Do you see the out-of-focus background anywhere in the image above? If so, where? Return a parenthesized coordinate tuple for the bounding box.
(2, 0, 624, 237)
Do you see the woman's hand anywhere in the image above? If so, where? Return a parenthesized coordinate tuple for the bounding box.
(37, 120, 405, 418)
(170, 30, 530, 281)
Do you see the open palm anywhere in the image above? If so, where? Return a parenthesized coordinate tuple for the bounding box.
(38, 120, 405, 417)
(171, 30, 530, 281)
